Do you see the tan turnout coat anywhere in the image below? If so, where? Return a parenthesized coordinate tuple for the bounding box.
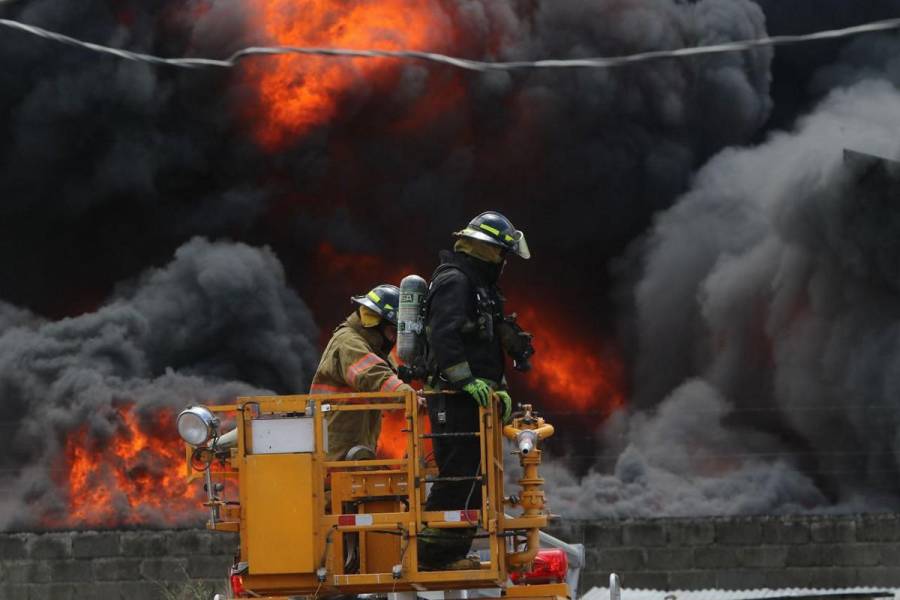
(310, 312, 411, 460)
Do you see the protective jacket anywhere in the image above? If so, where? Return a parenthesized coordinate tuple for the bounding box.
(418, 249, 505, 569)
(425, 250, 506, 388)
(310, 312, 410, 460)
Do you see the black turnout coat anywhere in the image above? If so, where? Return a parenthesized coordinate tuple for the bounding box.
(425, 249, 506, 388)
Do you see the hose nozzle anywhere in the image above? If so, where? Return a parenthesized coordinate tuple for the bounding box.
(516, 429, 539, 455)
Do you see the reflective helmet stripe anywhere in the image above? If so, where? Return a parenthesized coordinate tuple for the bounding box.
(352, 284, 401, 324)
(479, 223, 501, 236)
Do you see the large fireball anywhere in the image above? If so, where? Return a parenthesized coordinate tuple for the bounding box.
(246, 0, 450, 148)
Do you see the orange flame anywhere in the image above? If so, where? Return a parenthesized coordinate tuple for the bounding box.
(245, 0, 450, 149)
(376, 410, 406, 459)
(47, 406, 202, 528)
(516, 306, 626, 417)
(376, 347, 432, 460)
(378, 409, 434, 460)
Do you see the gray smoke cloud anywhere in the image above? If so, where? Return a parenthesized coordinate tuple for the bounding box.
(540, 48, 900, 516)
(0, 302, 42, 332)
(0, 238, 319, 530)
(537, 380, 828, 518)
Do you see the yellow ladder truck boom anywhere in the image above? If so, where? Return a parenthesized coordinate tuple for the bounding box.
(175, 389, 574, 600)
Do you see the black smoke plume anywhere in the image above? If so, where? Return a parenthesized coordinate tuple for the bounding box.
(4, 0, 896, 525)
(0, 0, 771, 317)
(0, 0, 776, 489)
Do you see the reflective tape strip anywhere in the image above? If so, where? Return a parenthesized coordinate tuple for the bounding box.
(346, 352, 385, 386)
(337, 514, 374, 526)
(368, 290, 381, 302)
(443, 510, 479, 522)
(381, 375, 405, 392)
(310, 383, 353, 394)
(479, 223, 500, 236)
(444, 361, 473, 383)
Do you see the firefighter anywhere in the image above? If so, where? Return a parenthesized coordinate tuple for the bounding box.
(418, 211, 530, 570)
(310, 284, 415, 462)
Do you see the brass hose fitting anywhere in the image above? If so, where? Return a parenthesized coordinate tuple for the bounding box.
(502, 404, 555, 567)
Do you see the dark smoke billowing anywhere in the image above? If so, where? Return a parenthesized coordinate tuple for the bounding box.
(753, 0, 900, 130)
(0, 0, 266, 315)
(0, 0, 772, 322)
(542, 38, 900, 517)
(1, 0, 898, 527)
(0, 238, 319, 529)
(0, 0, 776, 516)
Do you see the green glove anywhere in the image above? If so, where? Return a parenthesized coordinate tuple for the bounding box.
(495, 391, 513, 424)
(463, 378, 492, 408)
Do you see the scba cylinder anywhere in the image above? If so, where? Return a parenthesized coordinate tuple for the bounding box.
(398, 274, 428, 363)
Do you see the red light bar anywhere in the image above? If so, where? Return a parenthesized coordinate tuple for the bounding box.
(510, 548, 568, 584)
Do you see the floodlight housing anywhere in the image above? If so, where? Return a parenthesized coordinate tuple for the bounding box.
(176, 405, 218, 446)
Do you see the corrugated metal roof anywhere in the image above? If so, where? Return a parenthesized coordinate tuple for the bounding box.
(581, 587, 900, 600)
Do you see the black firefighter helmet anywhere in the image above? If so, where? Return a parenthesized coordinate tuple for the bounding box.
(454, 211, 531, 259)
(351, 284, 400, 325)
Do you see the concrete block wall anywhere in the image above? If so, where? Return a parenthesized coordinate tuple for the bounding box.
(548, 514, 900, 592)
(0, 530, 238, 600)
(5, 515, 900, 598)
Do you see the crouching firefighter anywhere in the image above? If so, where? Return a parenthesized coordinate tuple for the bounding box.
(414, 211, 534, 571)
(310, 284, 415, 462)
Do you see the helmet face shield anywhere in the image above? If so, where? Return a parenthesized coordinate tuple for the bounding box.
(511, 229, 531, 259)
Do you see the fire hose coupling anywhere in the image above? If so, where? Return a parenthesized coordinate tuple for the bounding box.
(516, 430, 538, 455)
(502, 404, 555, 454)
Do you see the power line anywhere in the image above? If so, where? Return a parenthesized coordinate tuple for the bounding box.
(0, 16, 899, 72)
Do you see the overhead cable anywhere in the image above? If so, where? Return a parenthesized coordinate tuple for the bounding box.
(0, 16, 899, 72)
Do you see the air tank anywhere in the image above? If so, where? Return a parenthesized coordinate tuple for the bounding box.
(398, 274, 428, 364)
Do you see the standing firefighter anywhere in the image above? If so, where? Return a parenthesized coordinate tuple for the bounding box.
(418, 211, 532, 570)
(310, 284, 414, 461)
